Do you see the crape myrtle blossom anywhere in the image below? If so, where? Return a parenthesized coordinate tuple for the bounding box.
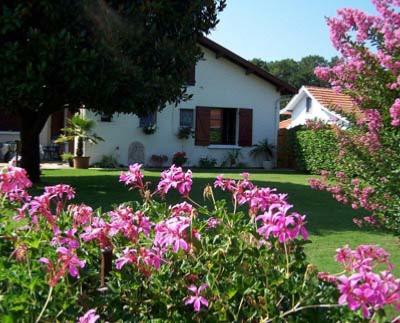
(77, 309, 100, 323)
(184, 284, 209, 312)
(256, 203, 308, 243)
(119, 163, 145, 190)
(39, 247, 85, 287)
(389, 98, 400, 126)
(157, 165, 193, 197)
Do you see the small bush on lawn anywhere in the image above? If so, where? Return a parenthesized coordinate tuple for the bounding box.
(0, 165, 398, 322)
(289, 125, 339, 174)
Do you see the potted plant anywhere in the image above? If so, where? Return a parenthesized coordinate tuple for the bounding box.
(142, 124, 157, 135)
(55, 114, 104, 169)
(250, 139, 275, 170)
(61, 152, 74, 167)
(150, 154, 168, 168)
(172, 152, 187, 167)
(176, 127, 193, 140)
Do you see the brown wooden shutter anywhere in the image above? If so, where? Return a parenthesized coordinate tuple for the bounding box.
(195, 107, 210, 146)
(238, 108, 253, 146)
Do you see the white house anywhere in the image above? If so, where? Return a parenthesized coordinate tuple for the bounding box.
(83, 37, 295, 168)
(280, 86, 358, 129)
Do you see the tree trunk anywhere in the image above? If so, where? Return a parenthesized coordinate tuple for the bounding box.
(19, 110, 49, 183)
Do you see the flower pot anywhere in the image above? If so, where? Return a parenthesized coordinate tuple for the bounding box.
(73, 156, 90, 169)
(262, 160, 273, 170)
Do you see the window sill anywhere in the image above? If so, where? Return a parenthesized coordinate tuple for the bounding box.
(0, 131, 19, 135)
(207, 145, 241, 149)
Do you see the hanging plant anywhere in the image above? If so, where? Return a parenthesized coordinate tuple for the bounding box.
(142, 125, 157, 135)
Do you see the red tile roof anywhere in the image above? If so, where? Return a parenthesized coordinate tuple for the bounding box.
(305, 86, 359, 115)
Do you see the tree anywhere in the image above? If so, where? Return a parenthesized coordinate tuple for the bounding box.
(0, 0, 226, 182)
(311, 0, 400, 234)
(251, 55, 335, 89)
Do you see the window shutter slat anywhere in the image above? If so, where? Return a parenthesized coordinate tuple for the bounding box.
(238, 108, 253, 146)
(195, 107, 210, 146)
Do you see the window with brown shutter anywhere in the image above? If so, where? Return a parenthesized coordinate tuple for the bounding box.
(195, 107, 210, 146)
(238, 109, 253, 146)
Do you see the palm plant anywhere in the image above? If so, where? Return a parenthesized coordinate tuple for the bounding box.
(55, 114, 103, 157)
(250, 139, 275, 161)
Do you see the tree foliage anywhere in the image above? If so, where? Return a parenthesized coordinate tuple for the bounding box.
(251, 55, 338, 89)
(0, 0, 226, 181)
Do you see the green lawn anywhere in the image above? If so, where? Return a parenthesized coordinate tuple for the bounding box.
(36, 168, 400, 275)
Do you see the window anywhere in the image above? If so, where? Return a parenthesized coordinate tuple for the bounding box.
(100, 112, 113, 122)
(209, 108, 237, 145)
(179, 109, 194, 128)
(306, 97, 312, 113)
(139, 112, 157, 127)
(195, 107, 253, 147)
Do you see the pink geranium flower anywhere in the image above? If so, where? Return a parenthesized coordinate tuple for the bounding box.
(169, 202, 194, 216)
(184, 284, 209, 312)
(77, 309, 100, 323)
(119, 163, 144, 190)
(157, 165, 192, 197)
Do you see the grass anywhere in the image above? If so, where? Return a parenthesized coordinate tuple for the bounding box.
(36, 168, 400, 275)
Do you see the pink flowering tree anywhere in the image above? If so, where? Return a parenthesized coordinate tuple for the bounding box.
(0, 165, 398, 321)
(312, 0, 400, 233)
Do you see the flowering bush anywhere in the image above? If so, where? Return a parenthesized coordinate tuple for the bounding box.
(0, 165, 398, 321)
(172, 151, 188, 166)
(313, 0, 400, 233)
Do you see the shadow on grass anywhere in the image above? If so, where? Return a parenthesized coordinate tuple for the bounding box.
(32, 169, 382, 238)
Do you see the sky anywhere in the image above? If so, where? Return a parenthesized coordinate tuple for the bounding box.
(208, 0, 377, 62)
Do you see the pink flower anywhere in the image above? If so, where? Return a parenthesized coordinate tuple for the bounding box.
(69, 204, 93, 227)
(389, 98, 400, 126)
(0, 166, 32, 202)
(44, 184, 75, 200)
(206, 217, 220, 229)
(157, 165, 192, 197)
(80, 217, 112, 249)
(0, 166, 32, 194)
(115, 247, 137, 270)
(77, 309, 100, 323)
(51, 228, 80, 249)
(116, 247, 164, 273)
(184, 284, 209, 312)
(154, 216, 197, 253)
(337, 271, 400, 318)
(119, 163, 144, 190)
(169, 202, 194, 216)
(256, 203, 308, 243)
(39, 247, 85, 286)
(108, 206, 152, 241)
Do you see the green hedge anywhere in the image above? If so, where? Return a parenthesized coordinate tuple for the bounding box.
(289, 127, 339, 174)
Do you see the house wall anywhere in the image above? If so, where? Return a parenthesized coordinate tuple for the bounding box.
(0, 119, 52, 146)
(84, 46, 281, 168)
(289, 95, 332, 128)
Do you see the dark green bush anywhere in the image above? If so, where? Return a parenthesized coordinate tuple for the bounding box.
(289, 127, 339, 174)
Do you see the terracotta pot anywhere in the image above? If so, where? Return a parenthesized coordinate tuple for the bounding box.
(73, 156, 90, 169)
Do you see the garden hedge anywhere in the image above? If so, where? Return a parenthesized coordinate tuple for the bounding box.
(289, 127, 339, 174)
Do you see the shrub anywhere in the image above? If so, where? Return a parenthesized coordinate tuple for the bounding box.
(289, 126, 339, 174)
(198, 156, 217, 168)
(0, 165, 398, 322)
(172, 151, 187, 166)
(93, 155, 119, 168)
(177, 127, 193, 140)
(150, 154, 168, 167)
